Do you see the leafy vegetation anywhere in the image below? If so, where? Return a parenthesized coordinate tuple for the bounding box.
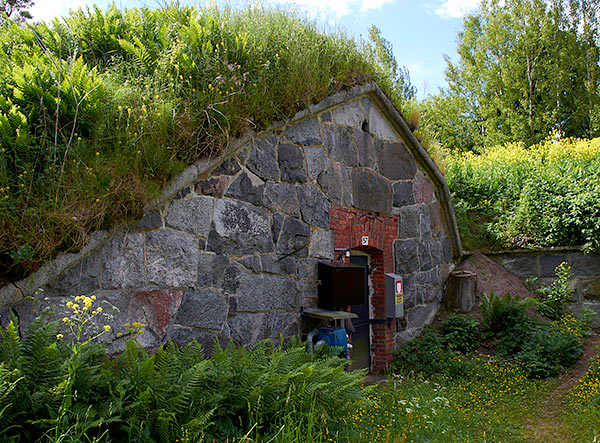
(445, 136, 600, 251)
(0, 3, 414, 282)
(423, 0, 600, 153)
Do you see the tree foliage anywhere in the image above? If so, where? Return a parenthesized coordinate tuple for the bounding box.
(0, 0, 33, 22)
(424, 0, 600, 152)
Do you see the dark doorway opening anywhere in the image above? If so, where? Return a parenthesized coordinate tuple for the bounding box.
(349, 254, 371, 370)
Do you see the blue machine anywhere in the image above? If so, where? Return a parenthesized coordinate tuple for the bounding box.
(317, 327, 348, 356)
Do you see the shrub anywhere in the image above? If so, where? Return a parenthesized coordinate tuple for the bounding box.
(441, 313, 480, 353)
(480, 292, 536, 335)
(537, 261, 574, 320)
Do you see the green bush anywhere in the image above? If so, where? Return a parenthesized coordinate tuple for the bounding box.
(441, 313, 480, 353)
(537, 262, 574, 320)
(0, 298, 369, 442)
(480, 292, 536, 335)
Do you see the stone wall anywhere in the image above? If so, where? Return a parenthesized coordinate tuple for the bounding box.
(2, 83, 460, 369)
(487, 249, 600, 327)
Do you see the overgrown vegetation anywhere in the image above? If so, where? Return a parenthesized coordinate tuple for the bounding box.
(0, 296, 369, 442)
(445, 136, 600, 251)
(0, 3, 413, 282)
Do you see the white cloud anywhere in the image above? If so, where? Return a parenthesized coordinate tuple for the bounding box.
(425, 0, 480, 19)
(266, 0, 396, 17)
(29, 0, 93, 23)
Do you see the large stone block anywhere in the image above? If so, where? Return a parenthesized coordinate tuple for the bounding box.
(397, 205, 420, 239)
(369, 105, 398, 142)
(175, 288, 229, 331)
(428, 202, 443, 236)
(323, 123, 358, 167)
(418, 242, 433, 272)
(263, 182, 300, 216)
(195, 176, 230, 197)
(229, 311, 299, 345)
(376, 142, 416, 180)
(351, 169, 392, 213)
(168, 325, 230, 354)
(393, 181, 415, 207)
(331, 99, 366, 128)
(101, 233, 145, 289)
(261, 254, 297, 275)
(394, 239, 420, 274)
(429, 239, 443, 266)
(308, 229, 334, 260)
(413, 173, 435, 204)
(540, 254, 569, 278)
(146, 229, 199, 287)
(580, 276, 600, 299)
(132, 289, 184, 336)
(296, 185, 330, 229)
(165, 196, 215, 237)
(236, 273, 300, 311)
(133, 210, 163, 230)
(305, 147, 326, 180)
(317, 162, 352, 207)
(353, 128, 376, 168)
(420, 205, 432, 241)
(247, 135, 280, 181)
(197, 252, 231, 287)
(225, 170, 265, 206)
(570, 254, 600, 276)
(208, 199, 274, 254)
(278, 144, 308, 183)
(498, 254, 538, 279)
(212, 157, 241, 176)
(283, 117, 322, 146)
(48, 254, 100, 296)
(276, 216, 311, 257)
(406, 303, 438, 329)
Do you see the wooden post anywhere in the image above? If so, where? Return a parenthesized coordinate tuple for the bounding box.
(444, 270, 477, 313)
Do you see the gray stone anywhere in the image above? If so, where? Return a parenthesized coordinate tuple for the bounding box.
(225, 169, 265, 206)
(247, 136, 280, 181)
(498, 254, 538, 279)
(133, 210, 162, 230)
(283, 117, 322, 146)
(376, 142, 416, 180)
(208, 199, 273, 254)
(165, 197, 215, 237)
(237, 255, 262, 273)
(276, 216, 311, 257)
(407, 304, 438, 329)
(369, 105, 398, 142)
(428, 202, 444, 236)
(413, 173, 435, 204)
(261, 254, 297, 275)
(393, 181, 415, 207)
(278, 144, 308, 183)
(429, 240, 443, 266)
(353, 128, 376, 168)
(570, 254, 600, 276)
(48, 254, 100, 295)
(305, 147, 326, 180)
(394, 239, 420, 274)
(213, 157, 241, 176)
(236, 273, 300, 311)
(308, 229, 334, 260)
(101, 233, 145, 289)
(272, 213, 284, 244)
(175, 288, 229, 330)
(402, 276, 420, 310)
(317, 162, 352, 206)
(395, 328, 421, 347)
(222, 261, 251, 294)
(296, 185, 330, 229)
(420, 205, 432, 240)
(323, 123, 358, 167)
(397, 205, 420, 239)
(263, 183, 300, 216)
(441, 236, 452, 263)
(229, 312, 299, 345)
(415, 271, 431, 286)
(418, 243, 433, 271)
(197, 252, 231, 287)
(351, 169, 392, 213)
(168, 325, 230, 354)
(331, 99, 365, 127)
(580, 276, 600, 299)
(540, 254, 569, 278)
(146, 229, 199, 287)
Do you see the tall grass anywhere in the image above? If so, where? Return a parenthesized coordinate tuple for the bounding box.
(0, 2, 403, 281)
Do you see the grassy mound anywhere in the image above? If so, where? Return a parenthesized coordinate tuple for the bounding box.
(0, 3, 402, 282)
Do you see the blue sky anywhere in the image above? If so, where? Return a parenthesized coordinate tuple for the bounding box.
(29, 0, 481, 98)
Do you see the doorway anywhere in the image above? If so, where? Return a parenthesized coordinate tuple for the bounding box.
(349, 253, 371, 370)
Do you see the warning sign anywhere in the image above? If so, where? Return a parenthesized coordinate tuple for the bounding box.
(395, 292, 403, 305)
(395, 279, 403, 295)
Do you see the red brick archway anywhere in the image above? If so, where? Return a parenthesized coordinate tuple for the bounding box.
(329, 207, 398, 372)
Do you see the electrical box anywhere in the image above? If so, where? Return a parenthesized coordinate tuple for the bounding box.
(317, 262, 365, 310)
(385, 273, 404, 318)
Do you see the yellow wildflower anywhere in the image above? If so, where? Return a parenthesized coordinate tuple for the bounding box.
(103, 325, 111, 332)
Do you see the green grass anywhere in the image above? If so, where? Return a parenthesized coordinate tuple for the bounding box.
(0, 2, 407, 281)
